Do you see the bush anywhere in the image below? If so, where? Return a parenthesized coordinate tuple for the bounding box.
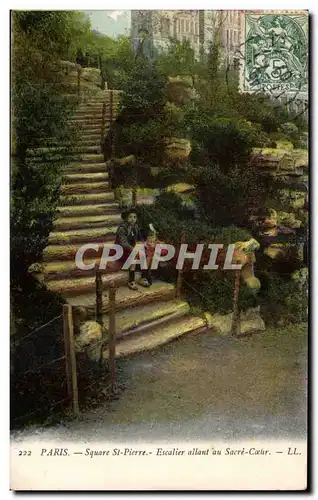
(137, 192, 255, 314)
(11, 11, 88, 280)
(258, 274, 307, 326)
(186, 269, 257, 314)
(138, 191, 252, 246)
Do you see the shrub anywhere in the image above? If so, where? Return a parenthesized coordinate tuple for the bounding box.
(258, 274, 307, 325)
(137, 192, 255, 314)
(11, 11, 88, 281)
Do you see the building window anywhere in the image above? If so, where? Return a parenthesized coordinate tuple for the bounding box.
(186, 19, 190, 32)
(160, 17, 170, 37)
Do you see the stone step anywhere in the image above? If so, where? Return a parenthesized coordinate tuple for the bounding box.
(103, 314, 207, 359)
(63, 162, 107, 174)
(26, 145, 101, 156)
(74, 138, 101, 147)
(48, 226, 117, 246)
(104, 299, 190, 338)
(31, 153, 104, 164)
(57, 203, 118, 217)
(61, 181, 109, 195)
(72, 111, 103, 118)
(64, 172, 109, 183)
(77, 132, 103, 141)
(76, 153, 105, 163)
(75, 111, 103, 119)
(40, 255, 121, 281)
(71, 112, 116, 119)
(68, 280, 176, 315)
(60, 191, 115, 206)
(76, 104, 104, 112)
(84, 95, 121, 104)
(68, 118, 103, 126)
(53, 213, 121, 231)
(44, 240, 115, 261)
(43, 138, 101, 148)
(76, 127, 105, 135)
(46, 270, 128, 297)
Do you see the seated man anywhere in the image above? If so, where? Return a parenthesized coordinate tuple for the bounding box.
(115, 208, 152, 290)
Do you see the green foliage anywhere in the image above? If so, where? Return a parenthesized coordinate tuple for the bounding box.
(236, 93, 291, 133)
(14, 11, 91, 62)
(183, 108, 273, 226)
(138, 191, 251, 246)
(137, 191, 254, 313)
(157, 39, 200, 80)
(186, 112, 261, 166)
(114, 55, 188, 165)
(11, 11, 88, 281)
(81, 33, 135, 90)
(187, 270, 257, 314)
(259, 274, 308, 325)
(120, 56, 166, 114)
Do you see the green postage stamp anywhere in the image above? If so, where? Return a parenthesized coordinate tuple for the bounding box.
(240, 11, 308, 94)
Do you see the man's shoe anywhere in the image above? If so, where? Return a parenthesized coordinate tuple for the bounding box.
(128, 281, 138, 291)
(139, 277, 151, 288)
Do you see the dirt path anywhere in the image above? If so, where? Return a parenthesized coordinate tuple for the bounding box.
(13, 324, 307, 443)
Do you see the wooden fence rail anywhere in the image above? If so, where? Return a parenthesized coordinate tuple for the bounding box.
(62, 304, 79, 417)
(108, 282, 117, 393)
(176, 232, 186, 298)
(231, 270, 241, 336)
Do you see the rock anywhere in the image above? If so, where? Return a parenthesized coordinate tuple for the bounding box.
(239, 306, 266, 335)
(81, 68, 102, 87)
(113, 155, 136, 166)
(28, 262, 44, 274)
(166, 76, 196, 105)
(164, 137, 191, 160)
(204, 311, 233, 336)
(72, 306, 88, 329)
(277, 212, 302, 229)
(233, 239, 261, 291)
(292, 268, 308, 287)
(75, 321, 102, 352)
(242, 273, 261, 291)
(264, 244, 290, 260)
(204, 307, 265, 336)
(260, 228, 278, 237)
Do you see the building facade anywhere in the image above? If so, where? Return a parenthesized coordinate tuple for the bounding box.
(131, 10, 242, 65)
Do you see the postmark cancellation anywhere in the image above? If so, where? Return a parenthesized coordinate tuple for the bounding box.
(239, 11, 308, 96)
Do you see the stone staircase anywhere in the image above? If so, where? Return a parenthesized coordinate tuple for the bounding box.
(33, 90, 208, 358)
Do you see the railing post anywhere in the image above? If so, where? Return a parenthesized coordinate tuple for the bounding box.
(132, 184, 137, 207)
(108, 282, 117, 393)
(77, 66, 81, 101)
(62, 304, 79, 417)
(95, 268, 103, 327)
(100, 102, 106, 150)
(110, 90, 115, 156)
(176, 232, 186, 298)
(231, 270, 241, 336)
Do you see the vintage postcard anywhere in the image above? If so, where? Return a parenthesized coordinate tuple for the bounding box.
(10, 9, 308, 490)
